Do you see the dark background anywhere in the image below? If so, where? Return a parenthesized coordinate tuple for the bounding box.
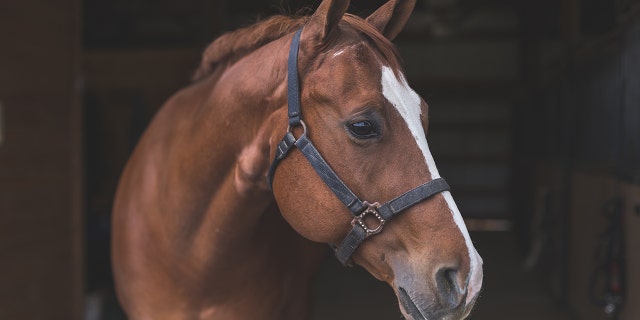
(1, 0, 639, 319)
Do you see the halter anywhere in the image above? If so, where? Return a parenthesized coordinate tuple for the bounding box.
(267, 28, 450, 265)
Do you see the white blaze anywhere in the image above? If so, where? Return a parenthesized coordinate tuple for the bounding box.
(381, 66, 482, 300)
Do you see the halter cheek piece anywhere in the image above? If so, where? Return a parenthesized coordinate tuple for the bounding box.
(267, 28, 450, 265)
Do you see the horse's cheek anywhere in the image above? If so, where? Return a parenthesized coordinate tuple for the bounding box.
(274, 187, 347, 243)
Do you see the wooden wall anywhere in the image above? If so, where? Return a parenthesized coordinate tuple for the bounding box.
(567, 171, 640, 320)
(0, 0, 83, 319)
(398, 2, 520, 222)
(619, 181, 640, 320)
(518, 1, 640, 318)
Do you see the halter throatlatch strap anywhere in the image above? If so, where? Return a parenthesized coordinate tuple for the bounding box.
(267, 28, 451, 265)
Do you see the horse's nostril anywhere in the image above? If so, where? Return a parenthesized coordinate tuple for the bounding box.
(435, 267, 466, 308)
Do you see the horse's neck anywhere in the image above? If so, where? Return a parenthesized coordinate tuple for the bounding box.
(162, 56, 327, 308)
(114, 35, 327, 318)
(199, 49, 288, 219)
(149, 38, 293, 266)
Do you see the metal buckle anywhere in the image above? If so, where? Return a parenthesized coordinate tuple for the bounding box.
(351, 201, 385, 238)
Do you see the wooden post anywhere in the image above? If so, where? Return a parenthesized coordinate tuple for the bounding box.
(561, 0, 581, 67)
(0, 0, 83, 318)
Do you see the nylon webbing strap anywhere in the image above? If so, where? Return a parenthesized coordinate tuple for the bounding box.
(335, 225, 368, 264)
(295, 135, 365, 214)
(377, 178, 450, 220)
(267, 132, 296, 186)
(287, 29, 303, 126)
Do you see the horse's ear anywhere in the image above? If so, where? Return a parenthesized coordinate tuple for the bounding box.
(366, 0, 415, 40)
(303, 0, 350, 44)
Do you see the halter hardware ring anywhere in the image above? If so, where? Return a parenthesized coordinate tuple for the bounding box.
(351, 201, 385, 238)
(287, 120, 307, 138)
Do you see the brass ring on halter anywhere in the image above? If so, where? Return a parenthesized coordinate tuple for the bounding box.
(351, 201, 385, 238)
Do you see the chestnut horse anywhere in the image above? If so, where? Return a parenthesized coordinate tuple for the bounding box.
(111, 0, 483, 319)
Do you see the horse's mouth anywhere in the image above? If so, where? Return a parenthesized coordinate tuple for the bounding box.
(397, 287, 472, 320)
(397, 287, 429, 320)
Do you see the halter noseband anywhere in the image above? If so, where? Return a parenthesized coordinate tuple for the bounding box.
(267, 28, 450, 265)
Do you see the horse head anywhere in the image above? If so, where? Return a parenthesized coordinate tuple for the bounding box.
(268, 1, 483, 319)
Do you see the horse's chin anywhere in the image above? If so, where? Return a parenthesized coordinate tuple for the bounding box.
(396, 287, 477, 320)
(460, 292, 480, 319)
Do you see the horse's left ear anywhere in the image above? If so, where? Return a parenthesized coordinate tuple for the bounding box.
(366, 0, 416, 40)
(304, 0, 350, 45)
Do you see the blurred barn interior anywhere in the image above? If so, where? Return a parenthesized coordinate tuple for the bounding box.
(1, 0, 639, 319)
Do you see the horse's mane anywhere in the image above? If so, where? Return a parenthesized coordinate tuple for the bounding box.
(193, 12, 402, 81)
(193, 15, 309, 81)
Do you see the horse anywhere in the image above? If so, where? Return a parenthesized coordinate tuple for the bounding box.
(111, 0, 483, 319)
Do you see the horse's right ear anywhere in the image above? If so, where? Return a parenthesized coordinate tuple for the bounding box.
(366, 0, 416, 40)
(302, 0, 350, 45)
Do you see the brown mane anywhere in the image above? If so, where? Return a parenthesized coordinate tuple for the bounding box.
(193, 15, 309, 81)
(193, 13, 403, 82)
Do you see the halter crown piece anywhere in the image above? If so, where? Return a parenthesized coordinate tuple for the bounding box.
(267, 28, 451, 265)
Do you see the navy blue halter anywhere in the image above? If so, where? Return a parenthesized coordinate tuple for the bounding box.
(268, 28, 450, 265)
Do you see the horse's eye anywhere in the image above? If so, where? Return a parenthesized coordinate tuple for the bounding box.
(348, 120, 378, 139)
